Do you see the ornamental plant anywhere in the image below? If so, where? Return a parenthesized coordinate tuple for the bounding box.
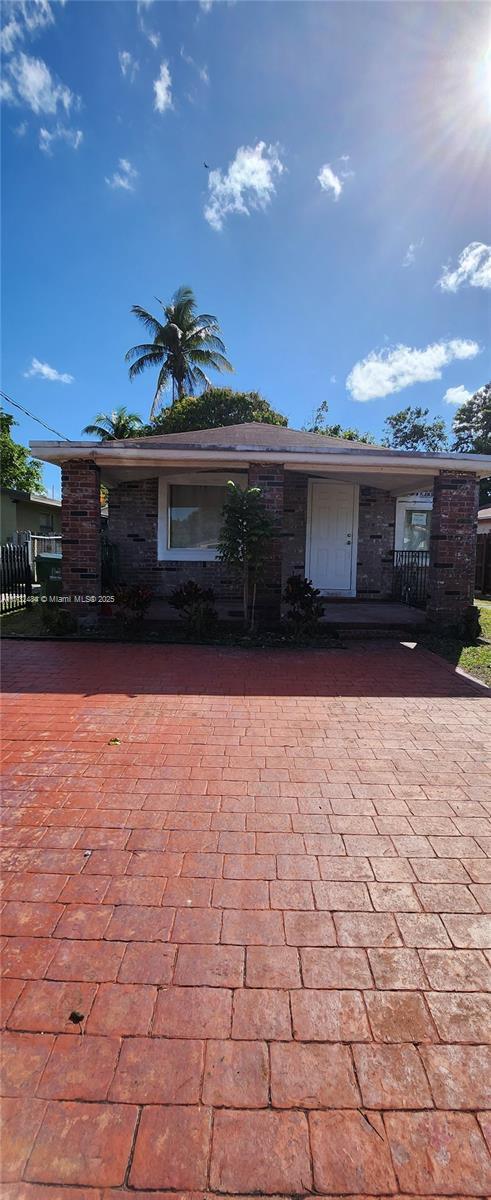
(217, 481, 274, 631)
(167, 579, 217, 639)
(283, 574, 325, 638)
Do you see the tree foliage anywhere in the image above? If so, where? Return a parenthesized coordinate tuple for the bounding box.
(147, 388, 287, 434)
(452, 383, 491, 454)
(217, 482, 274, 629)
(303, 401, 375, 444)
(83, 406, 144, 440)
(0, 410, 44, 492)
(126, 284, 233, 419)
(382, 406, 448, 452)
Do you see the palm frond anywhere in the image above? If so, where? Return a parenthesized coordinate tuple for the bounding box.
(130, 306, 165, 338)
(125, 343, 163, 364)
(150, 364, 172, 419)
(128, 350, 166, 381)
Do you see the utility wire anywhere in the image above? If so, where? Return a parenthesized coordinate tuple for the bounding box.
(0, 389, 70, 441)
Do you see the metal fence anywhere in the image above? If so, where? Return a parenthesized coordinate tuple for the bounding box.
(393, 550, 429, 608)
(0, 542, 32, 613)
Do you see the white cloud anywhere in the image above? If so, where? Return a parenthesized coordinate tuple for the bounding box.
(403, 238, 424, 268)
(153, 61, 172, 112)
(24, 357, 74, 384)
(200, 0, 213, 11)
(105, 157, 138, 191)
(318, 163, 343, 201)
(347, 338, 480, 402)
(14, 120, 27, 135)
(137, 1, 160, 48)
(443, 385, 472, 406)
(0, 1, 54, 54)
(204, 140, 284, 232)
(180, 46, 209, 85)
(39, 123, 83, 153)
(2, 52, 77, 114)
(438, 242, 491, 292)
(119, 50, 139, 82)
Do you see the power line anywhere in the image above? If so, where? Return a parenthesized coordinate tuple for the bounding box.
(0, 390, 70, 441)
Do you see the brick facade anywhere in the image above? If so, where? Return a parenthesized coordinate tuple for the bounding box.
(61, 459, 101, 599)
(356, 486, 396, 599)
(106, 472, 399, 613)
(107, 477, 242, 614)
(426, 471, 479, 626)
(247, 464, 285, 619)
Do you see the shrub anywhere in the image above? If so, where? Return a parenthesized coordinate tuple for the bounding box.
(283, 574, 324, 637)
(113, 584, 153, 625)
(167, 580, 217, 639)
(41, 604, 77, 636)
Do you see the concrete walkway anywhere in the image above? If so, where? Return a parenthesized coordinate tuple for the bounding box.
(1, 640, 490, 1197)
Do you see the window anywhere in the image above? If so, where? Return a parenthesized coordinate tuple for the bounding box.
(169, 484, 226, 550)
(402, 508, 430, 552)
(158, 473, 246, 561)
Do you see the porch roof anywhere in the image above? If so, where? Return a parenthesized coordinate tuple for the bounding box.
(32, 421, 491, 494)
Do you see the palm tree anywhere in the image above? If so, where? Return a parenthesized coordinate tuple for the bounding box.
(125, 284, 233, 419)
(82, 406, 144, 440)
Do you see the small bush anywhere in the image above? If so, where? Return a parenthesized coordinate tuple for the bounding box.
(167, 580, 217, 639)
(41, 604, 77, 636)
(113, 584, 153, 625)
(283, 574, 324, 638)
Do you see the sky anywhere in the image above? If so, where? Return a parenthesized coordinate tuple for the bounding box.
(1, 0, 490, 496)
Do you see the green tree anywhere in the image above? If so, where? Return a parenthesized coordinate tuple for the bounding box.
(83, 406, 144, 440)
(452, 382, 491, 507)
(126, 284, 233, 419)
(382, 406, 448, 452)
(0, 410, 44, 492)
(452, 383, 491, 454)
(303, 400, 376, 444)
(217, 481, 274, 630)
(147, 387, 287, 434)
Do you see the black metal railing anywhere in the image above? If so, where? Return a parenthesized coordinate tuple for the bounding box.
(393, 550, 429, 608)
(0, 542, 33, 614)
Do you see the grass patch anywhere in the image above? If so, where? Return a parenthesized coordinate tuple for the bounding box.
(476, 599, 491, 641)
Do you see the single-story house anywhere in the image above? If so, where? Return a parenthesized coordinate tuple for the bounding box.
(32, 422, 491, 626)
(0, 487, 61, 543)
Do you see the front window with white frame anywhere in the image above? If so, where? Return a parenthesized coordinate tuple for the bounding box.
(395, 492, 432, 555)
(158, 472, 246, 561)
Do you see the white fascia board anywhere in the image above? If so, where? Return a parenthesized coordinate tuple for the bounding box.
(29, 441, 491, 476)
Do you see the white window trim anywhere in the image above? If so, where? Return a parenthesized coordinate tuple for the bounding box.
(395, 492, 433, 553)
(157, 472, 246, 562)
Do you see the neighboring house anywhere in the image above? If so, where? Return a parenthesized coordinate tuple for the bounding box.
(0, 488, 61, 542)
(478, 506, 491, 534)
(32, 422, 491, 625)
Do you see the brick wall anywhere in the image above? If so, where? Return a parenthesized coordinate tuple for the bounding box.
(107, 477, 242, 613)
(427, 471, 479, 625)
(356, 486, 396, 599)
(282, 473, 308, 589)
(61, 459, 101, 598)
(247, 464, 284, 618)
(107, 473, 401, 611)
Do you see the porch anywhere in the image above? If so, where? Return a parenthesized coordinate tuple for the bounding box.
(31, 421, 488, 628)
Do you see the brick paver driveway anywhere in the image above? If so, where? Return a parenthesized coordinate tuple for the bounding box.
(1, 639, 490, 1197)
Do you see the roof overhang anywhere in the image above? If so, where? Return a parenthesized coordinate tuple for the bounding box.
(30, 439, 491, 480)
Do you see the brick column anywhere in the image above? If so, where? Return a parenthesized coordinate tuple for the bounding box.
(248, 463, 284, 623)
(61, 459, 101, 600)
(426, 471, 479, 627)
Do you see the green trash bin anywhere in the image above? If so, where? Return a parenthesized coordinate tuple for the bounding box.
(35, 553, 62, 597)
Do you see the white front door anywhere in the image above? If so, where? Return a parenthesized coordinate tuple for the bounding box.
(308, 481, 357, 594)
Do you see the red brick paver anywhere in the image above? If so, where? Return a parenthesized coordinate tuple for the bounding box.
(1, 639, 490, 1196)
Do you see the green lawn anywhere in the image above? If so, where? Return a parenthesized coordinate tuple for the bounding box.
(417, 599, 491, 689)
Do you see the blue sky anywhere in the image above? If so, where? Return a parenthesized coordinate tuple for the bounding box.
(2, 0, 490, 495)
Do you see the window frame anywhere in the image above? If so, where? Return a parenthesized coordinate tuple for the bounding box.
(394, 492, 433, 554)
(157, 472, 247, 562)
